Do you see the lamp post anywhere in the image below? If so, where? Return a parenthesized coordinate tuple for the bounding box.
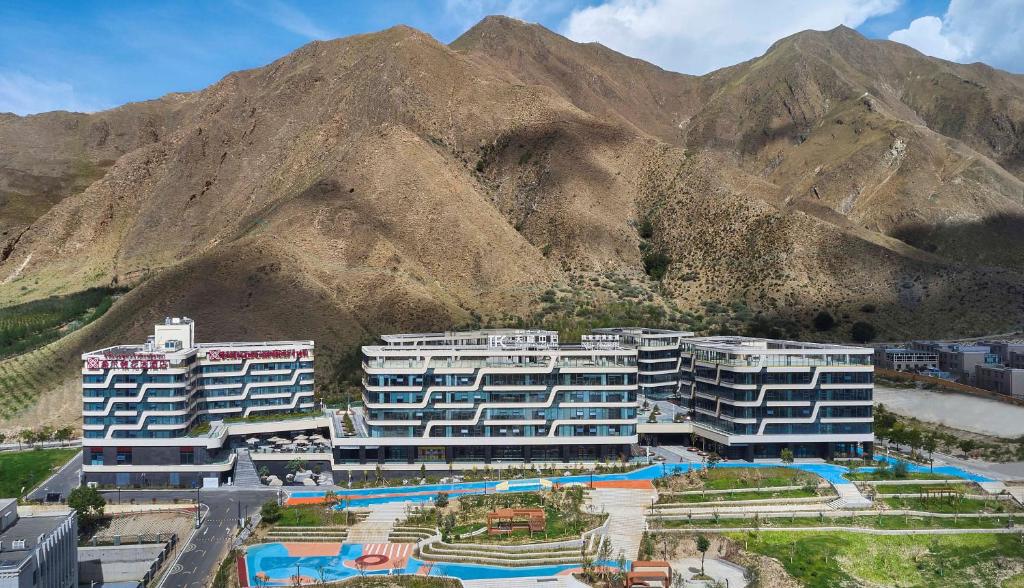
(194, 486, 201, 529)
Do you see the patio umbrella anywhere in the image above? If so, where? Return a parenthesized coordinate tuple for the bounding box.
(295, 438, 310, 445)
(246, 437, 260, 444)
(294, 434, 309, 441)
(275, 438, 290, 445)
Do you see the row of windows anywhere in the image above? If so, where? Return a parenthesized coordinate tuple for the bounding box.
(368, 373, 636, 387)
(370, 423, 636, 438)
(366, 390, 636, 405)
(368, 407, 636, 421)
(198, 360, 312, 373)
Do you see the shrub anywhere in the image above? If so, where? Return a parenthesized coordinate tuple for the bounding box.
(261, 500, 282, 523)
(643, 251, 671, 280)
(851, 321, 877, 343)
(435, 492, 449, 508)
(812, 311, 835, 331)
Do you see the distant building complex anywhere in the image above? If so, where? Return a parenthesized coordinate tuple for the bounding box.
(79, 320, 877, 485)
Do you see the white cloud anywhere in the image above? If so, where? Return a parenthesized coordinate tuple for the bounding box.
(888, 0, 1024, 73)
(0, 71, 108, 115)
(887, 16, 964, 61)
(561, 0, 901, 74)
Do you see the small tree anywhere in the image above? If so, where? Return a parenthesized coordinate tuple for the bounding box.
(705, 452, 721, 471)
(286, 458, 307, 475)
(260, 500, 282, 524)
(434, 491, 449, 508)
(850, 321, 877, 343)
(696, 534, 711, 576)
(19, 429, 35, 447)
(892, 460, 909, 479)
(54, 426, 76, 445)
(597, 537, 613, 581)
(922, 434, 939, 472)
(68, 486, 106, 530)
(780, 448, 794, 464)
(813, 311, 835, 331)
(958, 438, 978, 458)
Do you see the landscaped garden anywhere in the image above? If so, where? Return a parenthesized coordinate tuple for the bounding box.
(410, 486, 606, 544)
(656, 486, 826, 505)
(654, 466, 822, 492)
(655, 513, 1015, 530)
(731, 531, 1024, 587)
(882, 495, 1021, 514)
(0, 447, 79, 498)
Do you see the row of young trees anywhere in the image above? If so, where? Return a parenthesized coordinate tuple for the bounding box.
(875, 405, 979, 467)
(0, 426, 77, 447)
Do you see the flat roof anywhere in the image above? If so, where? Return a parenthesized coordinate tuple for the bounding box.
(687, 336, 872, 354)
(0, 510, 71, 567)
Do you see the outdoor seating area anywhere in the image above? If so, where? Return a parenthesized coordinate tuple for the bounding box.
(486, 508, 547, 535)
(245, 432, 331, 454)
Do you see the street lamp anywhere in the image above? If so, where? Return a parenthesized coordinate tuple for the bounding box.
(195, 485, 201, 528)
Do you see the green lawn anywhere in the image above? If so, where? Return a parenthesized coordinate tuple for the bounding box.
(656, 487, 821, 504)
(844, 471, 951, 481)
(656, 514, 1013, 530)
(0, 448, 79, 498)
(871, 483, 973, 495)
(730, 531, 1024, 587)
(706, 467, 817, 490)
(273, 505, 352, 527)
(883, 496, 1021, 514)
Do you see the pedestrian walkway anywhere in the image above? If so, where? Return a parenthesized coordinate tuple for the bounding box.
(587, 487, 655, 560)
(463, 575, 590, 588)
(828, 483, 872, 510)
(233, 449, 263, 488)
(345, 501, 411, 543)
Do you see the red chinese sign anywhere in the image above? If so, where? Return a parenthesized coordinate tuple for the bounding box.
(204, 348, 310, 362)
(86, 353, 170, 371)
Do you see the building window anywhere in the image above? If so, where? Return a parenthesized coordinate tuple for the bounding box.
(116, 447, 133, 465)
(179, 447, 195, 465)
(88, 448, 104, 466)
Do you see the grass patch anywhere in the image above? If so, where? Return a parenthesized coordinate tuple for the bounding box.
(657, 514, 1013, 530)
(731, 531, 1024, 587)
(0, 448, 79, 498)
(274, 505, 353, 527)
(656, 487, 821, 504)
(872, 483, 974, 495)
(883, 496, 1021, 514)
(338, 577, 461, 587)
(844, 471, 951, 482)
(656, 467, 821, 491)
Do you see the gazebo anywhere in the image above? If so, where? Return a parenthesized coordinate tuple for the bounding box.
(627, 560, 672, 587)
(486, 508, 546, 534)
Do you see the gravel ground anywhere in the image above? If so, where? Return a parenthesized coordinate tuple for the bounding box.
(874, 385, 1024, 439)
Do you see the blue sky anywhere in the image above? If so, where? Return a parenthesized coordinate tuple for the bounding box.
(1, 0, 1020, 115)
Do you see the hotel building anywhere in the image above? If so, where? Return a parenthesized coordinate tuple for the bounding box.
(336, 329, 638, 465)
(591, 328, 694, 402)
(680, 336, 874, 460)
(80, 317, 315, 487)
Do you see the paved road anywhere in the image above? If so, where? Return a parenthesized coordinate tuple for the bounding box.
(103, 488, 276, 588)
(26, 450, 82, 501)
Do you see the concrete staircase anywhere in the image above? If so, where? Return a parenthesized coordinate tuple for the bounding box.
(829, 484, 872, 510)
(588, 487, 656, 560)
(345, 501, 412, 543)
(233, 449, 263, 487)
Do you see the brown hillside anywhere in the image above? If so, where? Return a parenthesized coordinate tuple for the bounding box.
(1, 19, 1024, 429)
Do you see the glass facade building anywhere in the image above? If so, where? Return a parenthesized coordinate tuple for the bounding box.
(351, 329, 639, 463)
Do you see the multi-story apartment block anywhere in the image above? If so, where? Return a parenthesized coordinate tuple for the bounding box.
(679, 336, 874, 460)
(1011, 352, 1024, 370)
(0, 500, 77, 588)
(935, 344, 999, 384)
(984, 342, 1024, 364)
(591, 328, 694, 402)
(975, 365, 1024, 399)
(81, 317, 314, 487)
(873, 347, 938, 372)
(341, 329, 638, 465)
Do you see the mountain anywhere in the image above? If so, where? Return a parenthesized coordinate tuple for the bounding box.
(1, 17, 1023, 429)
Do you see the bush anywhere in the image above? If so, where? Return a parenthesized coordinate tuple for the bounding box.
(850, 321, 877, 343)
(892, 460, 909, 479)
(812, 311, 835, 331)
(261, 500, 282, 524)
(643, 251, 671, 280)
(860, 303, 877, 313)
(68, 486, 106, 528)
(435, 492, 449, 508)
